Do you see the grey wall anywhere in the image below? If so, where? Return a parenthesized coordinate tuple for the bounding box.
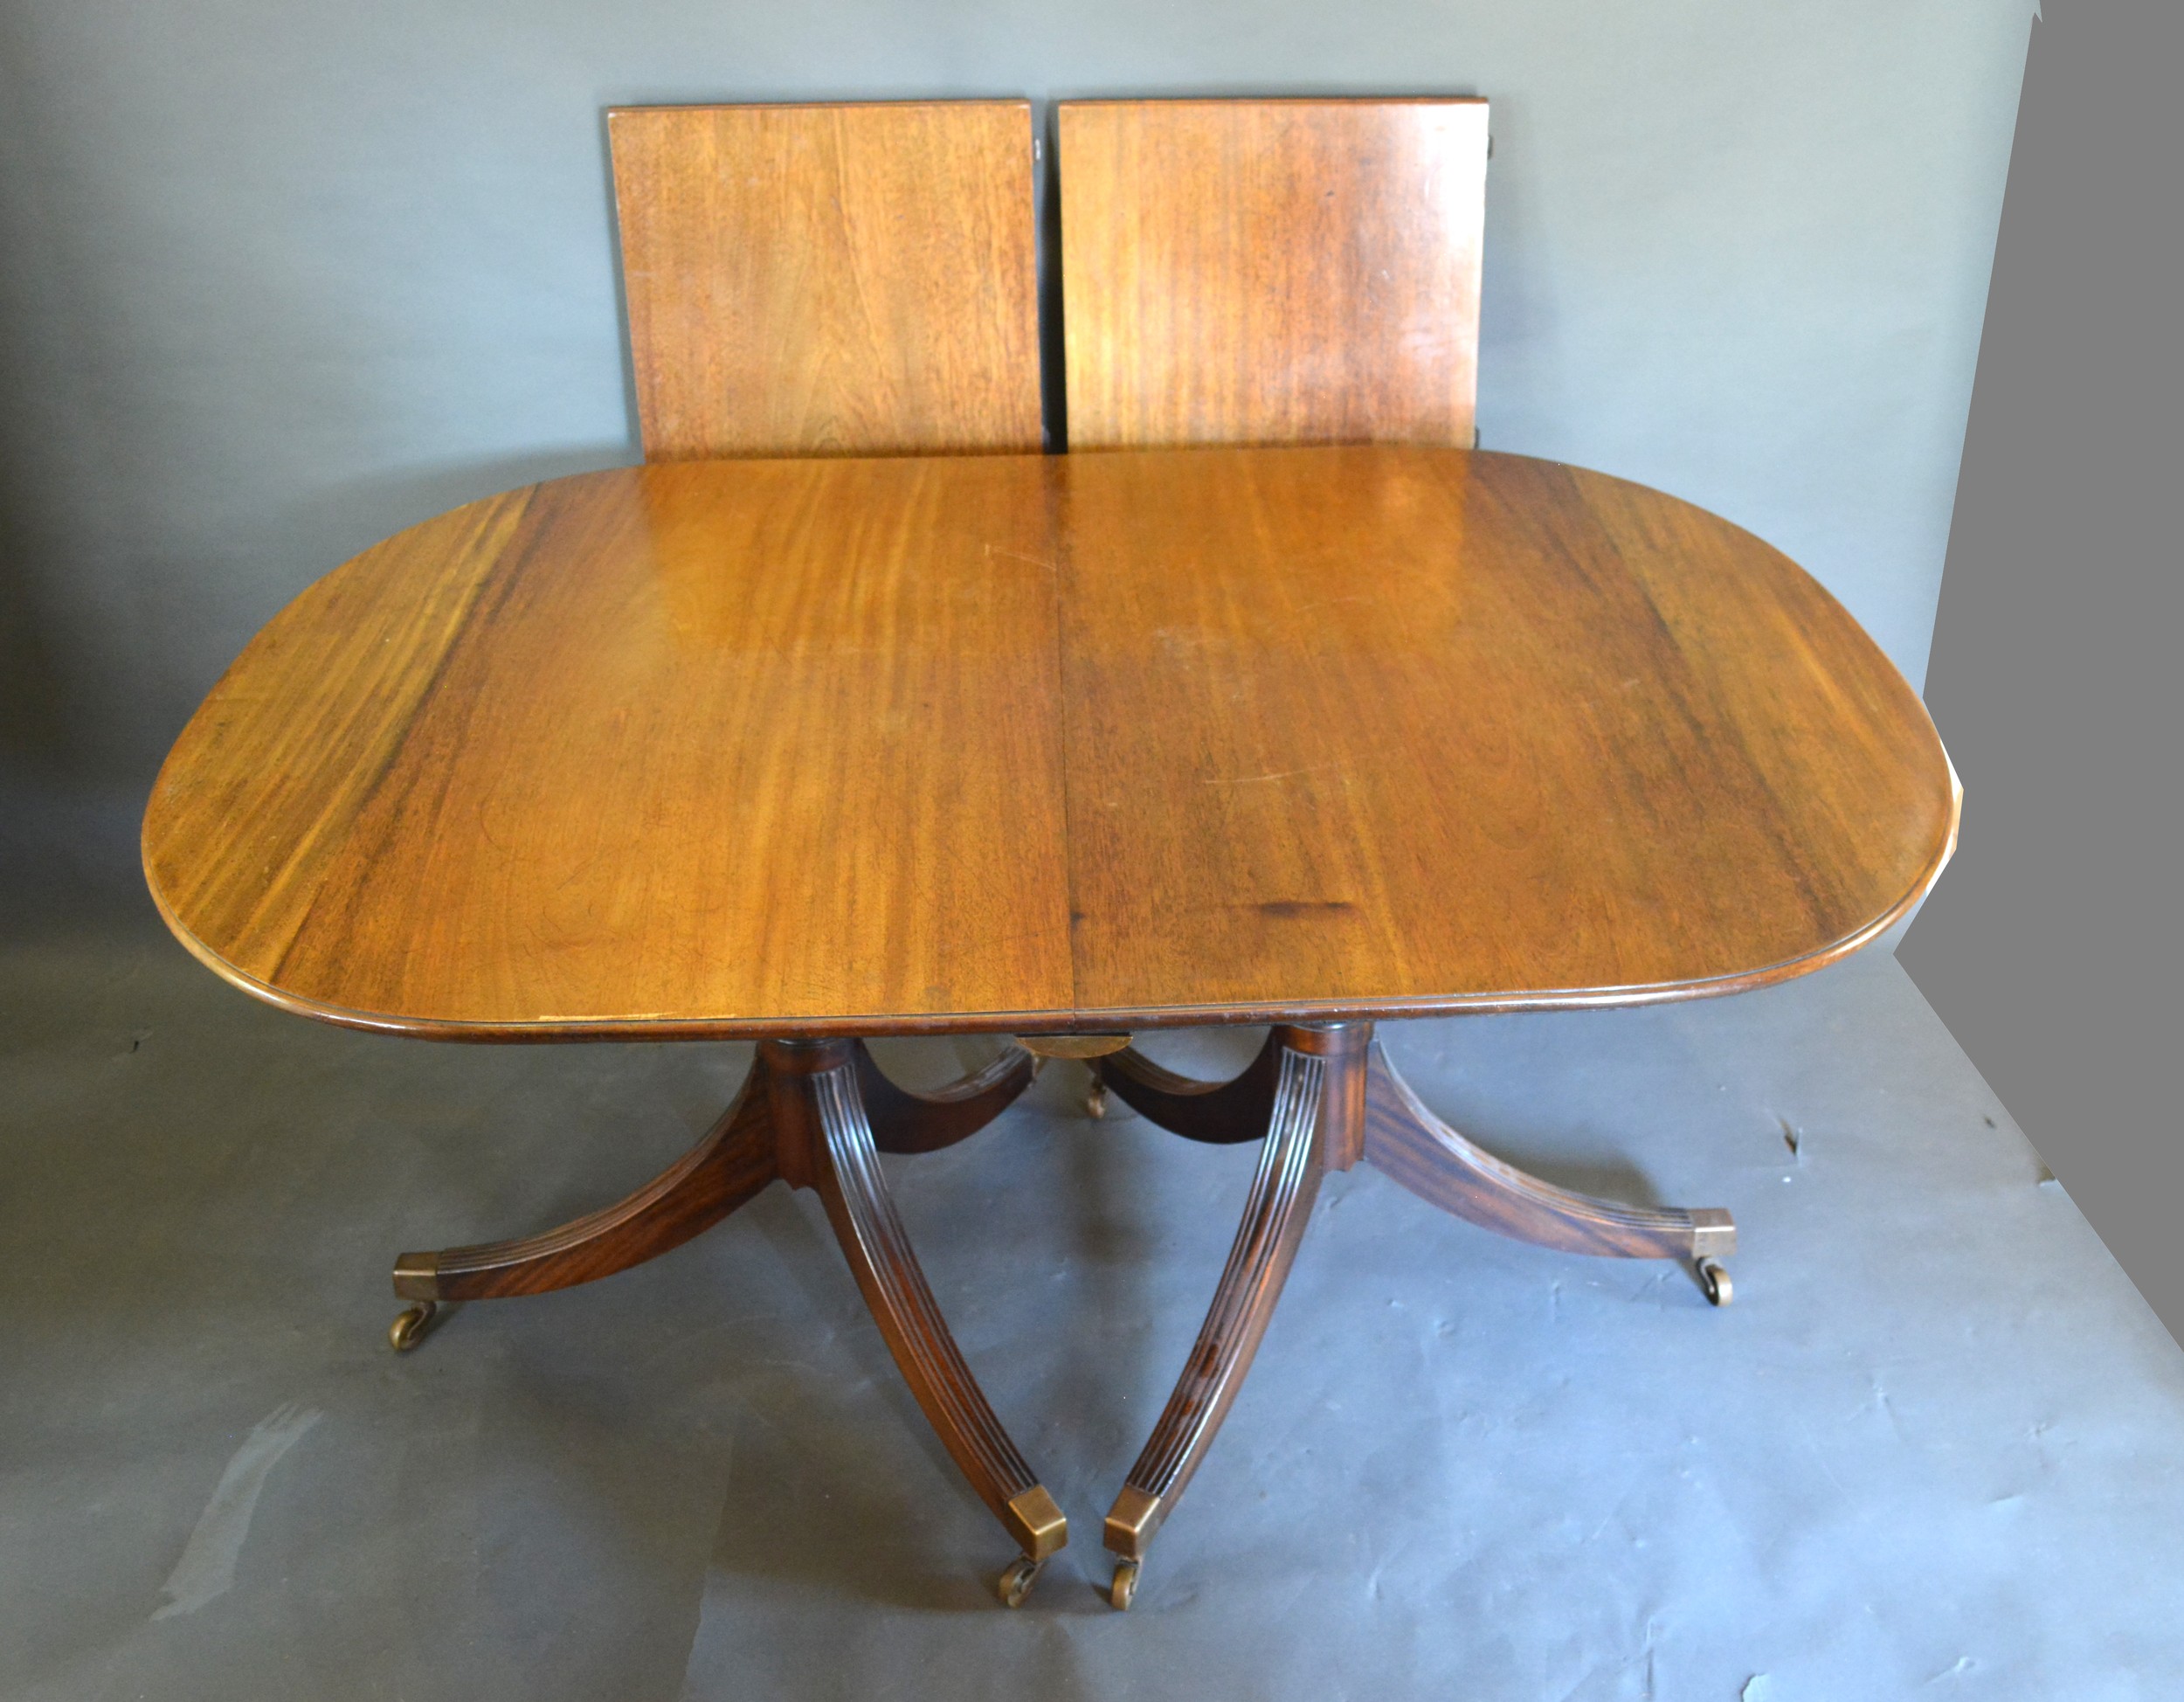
(1, 0, 2029, 805)
(1901, 0, 2184, 1339)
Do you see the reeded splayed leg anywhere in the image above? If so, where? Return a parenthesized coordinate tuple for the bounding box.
(1102, 1023, 1369, 1609)
(1362, 1038, 1736, 1304)
(765, 1040, 1067, 1605)
(387, 1074, 778, 1349)
(384, 1036, 1047, 1601)
(388, 1041, 1033, 1347)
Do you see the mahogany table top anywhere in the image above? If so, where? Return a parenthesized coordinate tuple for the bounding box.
(142, 446, 1957, 1040)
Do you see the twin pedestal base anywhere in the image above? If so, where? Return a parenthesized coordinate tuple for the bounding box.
(386, 1025, 1733, 1609)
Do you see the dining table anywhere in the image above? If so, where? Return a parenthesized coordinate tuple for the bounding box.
(142, 442, 1959, 1609)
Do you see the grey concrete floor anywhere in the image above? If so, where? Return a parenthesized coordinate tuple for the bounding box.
(4, 896, 2184, 1700)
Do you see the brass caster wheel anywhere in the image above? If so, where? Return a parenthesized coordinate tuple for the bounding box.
(1084, 1076, 1109, 1120)
(1697, 1258, 1732, 1307)
(388, 1300, 439, 1352)
(997, 1553, 1044, 1609)
(1109, 1558, 1140, 1611)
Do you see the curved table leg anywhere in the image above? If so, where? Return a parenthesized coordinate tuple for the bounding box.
(1363, 1039, 1736, 1302)
(1095, 1032, 1283, 1144)
(389, 1073, 778, 1346)
(386, 1035, 1054, 1602)
(766, 1039, 1068, 1604)
(389, 1042, 1035, 1343)
(859, 1042, 1037, 1154)
(1102, 1023, 1368, 1609)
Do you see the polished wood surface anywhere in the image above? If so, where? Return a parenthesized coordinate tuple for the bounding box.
(610, 101, 1041, 459)
(1055, 449, 1954, 1019)
(144, 446, 1957, 1039)
(1059, 99, 1487, 450)
(147, 457, 1073, 1031)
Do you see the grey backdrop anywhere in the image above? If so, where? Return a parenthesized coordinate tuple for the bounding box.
(1900, 0, 2184, 1342)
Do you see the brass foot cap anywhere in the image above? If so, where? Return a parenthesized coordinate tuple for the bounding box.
(391, 1251, 442, 1302)
(1005, 1485, 1068, 1561)
(1689, 1208, 1737, 1261)
(1103, 1484, 1162, 1559)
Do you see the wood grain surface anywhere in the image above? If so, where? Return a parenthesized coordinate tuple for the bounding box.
(611, 101, 1042, 459)
(143, 447, 1958, 1038)
(1059, 99, 1486, 450)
